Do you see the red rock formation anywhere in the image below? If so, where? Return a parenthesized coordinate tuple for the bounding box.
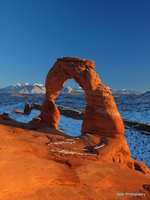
(0, 122, 149, 200)
(41, 57, 124, 136)
(1, 57, 149, 200)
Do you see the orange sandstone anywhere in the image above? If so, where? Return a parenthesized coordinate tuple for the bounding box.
(41, 57, 124, 136)
(32, 57, 149, 173)
(0, 57, 149, 200)
(0, 122, 150, 200)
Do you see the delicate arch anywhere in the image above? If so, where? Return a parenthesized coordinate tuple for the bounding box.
(41, 57, 124, 136)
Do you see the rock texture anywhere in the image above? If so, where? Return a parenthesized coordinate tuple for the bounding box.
(0, 122, 150, 200)
(41, 57, 124, 136)
(1, 57, 149, 199)
(24, 101, 32, 115)
(31, 57, 150, 174)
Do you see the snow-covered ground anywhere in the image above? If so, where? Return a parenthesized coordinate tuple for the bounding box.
(0, 93, 150, 169)
(59, 115, 82, 137)
(115, 92, 150, 124)
(124, 127, 150, 168)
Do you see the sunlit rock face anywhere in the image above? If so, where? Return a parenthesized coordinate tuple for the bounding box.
(41, 57, 124, 135)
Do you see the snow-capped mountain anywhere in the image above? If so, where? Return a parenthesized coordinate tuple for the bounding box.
(104, 86, 141, 96)
(59, 86, 73, 94)
(68, 86, 85, 95)
(0, 83, 46, 94)
(0, 83, 85, 95)
(0, 83, 141, 96)
(59, 86, 85, 95)
(114, 89, 141, 95)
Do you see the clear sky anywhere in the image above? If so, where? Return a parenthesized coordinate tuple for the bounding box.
(0, 0, 150, 92)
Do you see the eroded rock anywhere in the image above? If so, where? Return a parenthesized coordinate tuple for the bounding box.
(38, 57, 150, 173)
(24, 101, 32, 115)
(41, 57, 124, 136)
(0, 123, 150, 199)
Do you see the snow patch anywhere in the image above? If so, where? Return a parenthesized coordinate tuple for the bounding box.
(22, 83, 29, 86)
(33, 83, 44, 87)
(13, 83, 21, 87)
(50, 149, 96, 156)
(49, 140, 75, 145)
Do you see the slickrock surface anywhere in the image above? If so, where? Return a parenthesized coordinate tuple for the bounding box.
(1, 57, 149, 199)
(41, 57, 124, 136)
(0, 121, 150, 200)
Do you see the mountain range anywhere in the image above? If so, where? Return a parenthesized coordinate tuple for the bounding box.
(0, 83, 46, 94)
(0, 83, 141, 96)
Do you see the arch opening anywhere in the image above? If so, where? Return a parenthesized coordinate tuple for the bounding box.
(40, 57, 124, 136)
(55, 78, 86, 136)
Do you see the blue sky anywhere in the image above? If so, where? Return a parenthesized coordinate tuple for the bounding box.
(0, 0, 150, 92)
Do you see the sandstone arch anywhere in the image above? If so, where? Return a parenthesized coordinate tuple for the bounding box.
(41, 57, 124, 136)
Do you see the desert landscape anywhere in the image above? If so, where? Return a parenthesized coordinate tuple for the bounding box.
(1, 0, 150, 198)
(0, 121, 150, 200)
(0, 57, 150, 199)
